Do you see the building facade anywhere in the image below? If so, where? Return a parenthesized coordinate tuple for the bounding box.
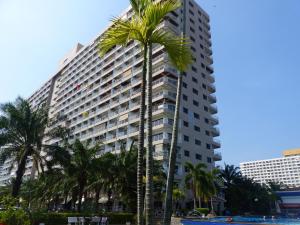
(240, 149, 300, 187)
(0, 0, 220, 187)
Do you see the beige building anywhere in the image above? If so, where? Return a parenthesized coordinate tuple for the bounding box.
(0, 0, 220, 187)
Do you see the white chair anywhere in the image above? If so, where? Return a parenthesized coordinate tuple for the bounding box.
(91, 217, 101, 225)
(101, 217, 108, 225)
(68, 217, 78, 225)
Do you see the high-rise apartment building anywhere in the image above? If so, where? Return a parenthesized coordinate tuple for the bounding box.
(240, 149, 300, 187)
(0, 0, 220, 186)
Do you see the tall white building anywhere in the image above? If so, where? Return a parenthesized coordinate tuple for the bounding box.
(240, 149, 300, 187)
(0, 0, 220, 186)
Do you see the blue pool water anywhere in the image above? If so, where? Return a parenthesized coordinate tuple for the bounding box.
(181, 216, 300, 225)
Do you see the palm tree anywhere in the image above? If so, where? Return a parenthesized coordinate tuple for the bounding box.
(99, 1, 192, 224)
(0, 97, 48, 197)
(163, 0, 193, 223)
(221, 164, 241, 188)
(184, 162, 208, 210)
(172, 188, 185, 212)
(67, 139, 99, 212)
(206, 168, 222, 213)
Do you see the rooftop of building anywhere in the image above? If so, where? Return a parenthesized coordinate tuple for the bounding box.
(240, 148, 300, 165)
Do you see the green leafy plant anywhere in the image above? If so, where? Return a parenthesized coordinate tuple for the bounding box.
(195, 208, 209, 215)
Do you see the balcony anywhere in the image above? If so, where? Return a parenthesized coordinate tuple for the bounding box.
(213, 151, 222, 161)
(212, 139, 221, 149)
(209, 105, 218, 114)
(207, 83, 216, 93)
(210, 115, 219, 126)
(211, 127, 220, 137)
(208, 94, 217, 104)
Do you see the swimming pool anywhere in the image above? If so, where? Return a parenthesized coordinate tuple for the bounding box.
(181, 216, 300, 225)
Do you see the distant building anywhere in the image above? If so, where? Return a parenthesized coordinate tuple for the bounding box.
(240, 149, 300, 187)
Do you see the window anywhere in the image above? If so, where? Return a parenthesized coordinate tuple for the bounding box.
(206, 143, 211, 149)
(193, 89, 199, 95)
(203, 94, 207, 100)
(153, 133, 163, 141)
(183, 107, 188, 114)
(204, 106, 209, 112)
(185, 166, 189, 173)
(192, 66, 197, 72)
(194, 113, 200, 119)
(190, 36, 195, 42)
(207, 157, 212, 163)
(183, 82, 187, 88)
(195, 139, 201, 146)
(184, 135, 189, 142)
(196, 154, 202, 160)
(204, 118, 209, 124)
(202, 84, 207, 89)
(205, 130, 210, 136)
(184, 150, 190, 157)
(183, 94, 188, 101)
(194, 126, 200, 132)
(192, 77, 198, 83)
(183, 121, 189, 127)
(191, 46, 196, 52)
(193, 100, 199, 106)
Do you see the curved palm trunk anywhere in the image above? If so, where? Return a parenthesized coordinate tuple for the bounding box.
(137, 45, 148, 225)
(95, 186, 101, 212)
(163, 1, 187, 224)
(210, 197, 214, 212)
(163, 72, 182, 225)
(145, 43, 154, 225)
(198, 197, 202, 208)
(12, 151, 30, 197)
(78, 184, 84, 212)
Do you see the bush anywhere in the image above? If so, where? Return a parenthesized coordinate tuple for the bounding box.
(0, 208, 31, 225)
(195, 208, 209, 215)
(32, 212, 135, 225)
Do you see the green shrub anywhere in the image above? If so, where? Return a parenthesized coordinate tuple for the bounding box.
(32, 212, 135, 225)
(195, 208, 209, 215)
(0, 208, 31, 225)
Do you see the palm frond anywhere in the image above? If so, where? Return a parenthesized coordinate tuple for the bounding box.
(99, 17, 145, 56)
(143, 0, 181, 31)
(151, 30, 193, 71)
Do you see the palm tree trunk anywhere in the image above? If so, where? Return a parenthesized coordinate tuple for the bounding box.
(163, 72, 182, 225)
(145, 42, 154, 225)
(137, 45, 148, 225)
(78, 186, 83, 212)
(198, 197, 202, 208)
(163, 0, 187, 223)
(193, 198, 197, 210)
(210, 197, 214, 212)
(12, 151, 29, 197)
(95, 187, 101, 212)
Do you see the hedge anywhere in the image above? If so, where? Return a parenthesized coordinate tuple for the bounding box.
(31, 212, 135, 225)
(195, 208, 209, 215)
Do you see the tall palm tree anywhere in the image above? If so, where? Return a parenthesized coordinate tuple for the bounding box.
(205, 168, 222, 213)
(184, 162, 208, 210)
(163, 0, 193, 224)
(172, 188, 185, 212)
(71, 140, 100, 212)
(0, 97, 48, 197)
(99, 1, 192, 224)
(87, 152, 116, 212)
